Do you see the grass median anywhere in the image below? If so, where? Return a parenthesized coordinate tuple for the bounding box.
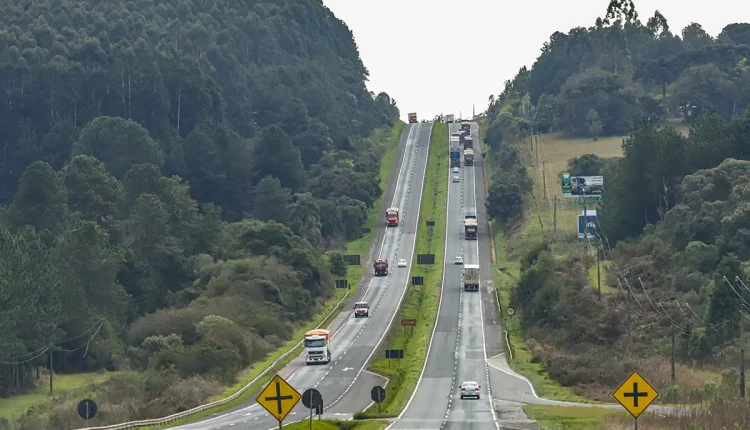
(143, 122, 405, 430)
(283, 419, 391, 430)
(355, 122, 448, 419)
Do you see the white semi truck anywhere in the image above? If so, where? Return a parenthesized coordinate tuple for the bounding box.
(304, 329, 331, 364)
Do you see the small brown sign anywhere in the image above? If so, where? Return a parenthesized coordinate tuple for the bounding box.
(401, 319, 416, 326)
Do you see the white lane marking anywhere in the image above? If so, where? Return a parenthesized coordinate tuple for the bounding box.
(325, 122, 433, 412)
(395, 122, 455, 422)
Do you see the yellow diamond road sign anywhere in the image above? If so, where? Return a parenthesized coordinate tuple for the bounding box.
(612, 370, 659, 418)
(256, 375, 301, 421)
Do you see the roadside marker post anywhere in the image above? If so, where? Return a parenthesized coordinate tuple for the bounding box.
(612, 370, 659, 429)
(371, 386, 386, 413)
(256, 375, 301, 430)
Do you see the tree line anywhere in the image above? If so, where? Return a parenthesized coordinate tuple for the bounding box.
(482, 0, 750, 408)
(0, 0, 400, 426)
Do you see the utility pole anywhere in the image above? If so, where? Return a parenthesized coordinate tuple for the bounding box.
(672, 328, 677, 385)
(48, 349, 53, 396)
(552, 196, 558, 242)
(542, 160, 548, 200)
(596, 245, 601, 301)
(741, 314, 746, 398)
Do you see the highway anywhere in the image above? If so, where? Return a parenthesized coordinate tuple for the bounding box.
(172, 122, 434, 430)
(390, 123, 499, 430)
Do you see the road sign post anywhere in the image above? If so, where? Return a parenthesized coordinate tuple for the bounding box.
(301, 388, 322, 430)
(371, 386, 386, 413)
(77, 399, 98, 421)
(507, 307, 515, 316)
(401, 319, 416, 337)
(613, 370, 659, 429)
(257, 375, 302, 430)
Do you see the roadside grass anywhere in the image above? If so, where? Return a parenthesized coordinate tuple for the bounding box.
(355, 123, 448, 418)
(522, 405, 629, 430)
(141, 123, 405, 430)
(0, 371, 116, 422)
(283, 419, 391, 430)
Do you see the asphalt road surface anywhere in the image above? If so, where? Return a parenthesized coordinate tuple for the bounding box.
(390, 123, 498, 430)
(171, 123, 434, 430)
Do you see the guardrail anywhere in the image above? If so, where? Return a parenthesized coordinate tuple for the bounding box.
(77, 290, 352, 430)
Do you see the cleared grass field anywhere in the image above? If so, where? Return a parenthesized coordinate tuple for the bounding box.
(357, 123, 448, 418)
(0, 371, 116, 423)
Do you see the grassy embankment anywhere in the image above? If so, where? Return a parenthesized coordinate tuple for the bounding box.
(1, 122, 405, 430)
(141, 123, 407, 430)
(0, 372, 116, 423)
(355, 122, 448, 418)
(283, 419, 391, 430)
(522, 405, 629, 430)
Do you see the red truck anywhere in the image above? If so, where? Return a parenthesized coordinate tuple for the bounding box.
(408, 113, 417, 123)
(386, 207, 399, 226)
(373, 259, 388, 276)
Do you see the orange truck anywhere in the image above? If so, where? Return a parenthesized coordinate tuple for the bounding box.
(304, 329, 331, 364)
(386, 207, 399, 226)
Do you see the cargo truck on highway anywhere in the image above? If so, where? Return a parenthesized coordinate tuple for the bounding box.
(449, 136, 460, 151)
(450, 150, 461, 167)
(463, 265, 480, 291)
(374, 259, 388, 276)
(304, 329, 332, 364)
(408, 113, 418, 123)
(445, 114, 455, 123)
(464, 218, 477, 239)
(386, 207, 399, 226)
(463, 136, 474, 150)
(464, 148, 475, 165)
(461, 122, 471, 133)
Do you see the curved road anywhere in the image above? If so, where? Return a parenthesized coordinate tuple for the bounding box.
(173, 122, 433, 430)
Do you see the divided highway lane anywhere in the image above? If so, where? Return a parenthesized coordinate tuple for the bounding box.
(172, 123, 433, 430)
(391, 123, 496, 430)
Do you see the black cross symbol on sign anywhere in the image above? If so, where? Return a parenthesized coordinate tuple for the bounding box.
(265, 381, 294, 414)
(623, 382, 649, 407)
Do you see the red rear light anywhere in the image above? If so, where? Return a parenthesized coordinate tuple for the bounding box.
(461, 387, 465, 391)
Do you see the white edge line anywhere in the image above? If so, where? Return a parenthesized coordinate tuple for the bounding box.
(394, 122, 451, 423)
(470, 124, 500, 428)
(323, 122, 431, 413)
(175, 125, 418, 430)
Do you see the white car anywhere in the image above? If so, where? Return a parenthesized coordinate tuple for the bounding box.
(453, 175, 459, 182)
(453, 167, 460, 173)
(397, 259, 407, 267)
(460, 381, 481, 399)
(455, 256, 463, 265)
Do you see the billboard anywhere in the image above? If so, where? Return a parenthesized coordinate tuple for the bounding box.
(562, 174, 604, 197)
(577, 211, 599, 239)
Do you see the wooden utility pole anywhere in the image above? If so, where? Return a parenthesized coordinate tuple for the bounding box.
(671, 330, 676, 383)
(742, 315, 746, 398)
(552, 196, 558, 242)
(542, 160, 548, 200)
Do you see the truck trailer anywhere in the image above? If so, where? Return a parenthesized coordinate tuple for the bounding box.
(373, 259, 388, 276)
(464, 148, 474, 165)
(450, 150, 461, 167)
(304, 329, 332, 364)
(464, 218, 477, 239)
(461, 122, 471, 133)
(408, 113, 418, 123)
(445, 114, 455, 123)
(386, 207, 399, 226)
(463, 264, 480, 291)
(463, 137, 474, 150)
(449, 136, 460, 151)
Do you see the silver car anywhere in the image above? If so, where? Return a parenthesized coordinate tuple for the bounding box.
(460, 381, 480, 399)
(453, 175, 459, 182)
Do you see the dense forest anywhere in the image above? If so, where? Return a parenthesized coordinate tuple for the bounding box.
(483, 0, 750, 404)
(0, 0, 399, 426)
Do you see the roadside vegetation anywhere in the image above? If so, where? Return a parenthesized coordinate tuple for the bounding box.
(283, 420, 390, 430)
(356, 123, 449, 418)
(0, 0, 404, 427)
(482, 1, 750, 428)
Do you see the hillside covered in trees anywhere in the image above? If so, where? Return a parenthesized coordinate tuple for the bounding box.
(0, 0, 399, 426)
(482, 0, 750, 406)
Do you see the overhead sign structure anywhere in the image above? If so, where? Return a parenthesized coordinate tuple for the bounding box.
(256, 375, 302, 422)
(613, 371, 659, 420)
(562, 174, 604, 197)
